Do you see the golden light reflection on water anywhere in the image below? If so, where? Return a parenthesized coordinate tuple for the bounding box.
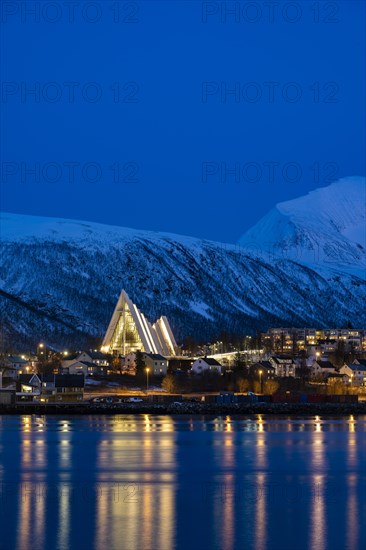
(17, 478, 31, 550)
(257, 415, 264, 432)
(212, 416, 269, 550)
(34, 482, 45, 549)
(61, 421, 69, 432)
(144, 414, 151, 432)
(349, 414, 355, 433)
(5, 415, 365, 550)
(57, 484, 70, 550)
(217, 480, 234, 550)
(21, 438, 31, 466)
(256, 436, 267, 470)
(255, 472, 267, 550)
(346, 475, 358, 550)
(226, 415, 232, 432)
(310, 418, 327, 550)
(94, 416, 175, 550)
(254, 418, 267, 550)
(310, 475, 326, 550)
(315, 415, 322, 432)
(213, 416, 235, 550)
(22, 416, 31, 433)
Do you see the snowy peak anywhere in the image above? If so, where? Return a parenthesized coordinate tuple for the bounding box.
(238, 177, 366, 278)
(277, 177, 365, 245)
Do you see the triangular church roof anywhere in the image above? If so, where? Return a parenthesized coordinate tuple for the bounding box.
(102, 290, 177, 356)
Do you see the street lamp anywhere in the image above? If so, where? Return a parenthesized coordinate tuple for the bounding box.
(146, 367, 150, 393)
(259, 369, 263, 394)
(37, 342, 45, 357)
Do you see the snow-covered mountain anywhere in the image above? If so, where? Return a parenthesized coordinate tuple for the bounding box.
(1, 206, 365, 351)
(238, 177, 366, 279)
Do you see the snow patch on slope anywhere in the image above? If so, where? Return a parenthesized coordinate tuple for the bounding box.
(189, 301, 213, 320)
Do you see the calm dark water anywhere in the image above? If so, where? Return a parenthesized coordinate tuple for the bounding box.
(0, 414, 365, 550)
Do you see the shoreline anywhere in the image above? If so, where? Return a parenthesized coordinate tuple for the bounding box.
(1, 402, 366, 416)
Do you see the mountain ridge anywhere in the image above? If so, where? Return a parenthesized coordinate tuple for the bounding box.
(1, 178, 365, 351)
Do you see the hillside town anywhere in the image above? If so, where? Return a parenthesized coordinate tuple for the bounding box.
(0, 290, 365, 406)
(1, 324, 365, 406)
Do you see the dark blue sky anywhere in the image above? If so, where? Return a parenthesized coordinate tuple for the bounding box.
(1, 0, 365, 242)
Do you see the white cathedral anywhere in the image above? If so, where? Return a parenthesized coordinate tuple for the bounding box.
(101, 290, 178, 357)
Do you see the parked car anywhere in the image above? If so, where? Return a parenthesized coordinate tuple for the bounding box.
(126, 397, 143, 403)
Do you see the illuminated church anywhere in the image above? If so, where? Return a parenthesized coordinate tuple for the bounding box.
(101, 290, 178, 356)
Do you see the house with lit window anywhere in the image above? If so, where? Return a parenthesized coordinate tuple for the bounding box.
(3, 356, 30, 379)
(61, 351, 109, 372)
(143, 353, 168, 376)
(251, 361, 276, 380)
(39, 374, 85, 403)
(122, 352, 168, 376)
(310, 360, 337, 379)
(327, 373, 349, 386)
(340, 364, 366, 386)
(269, 356, 296, 377)
(15, 374, 85, 403)
(62, 360, 105, 376)
(191, 357, 222, 374)
(16, 374, 41, 401)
